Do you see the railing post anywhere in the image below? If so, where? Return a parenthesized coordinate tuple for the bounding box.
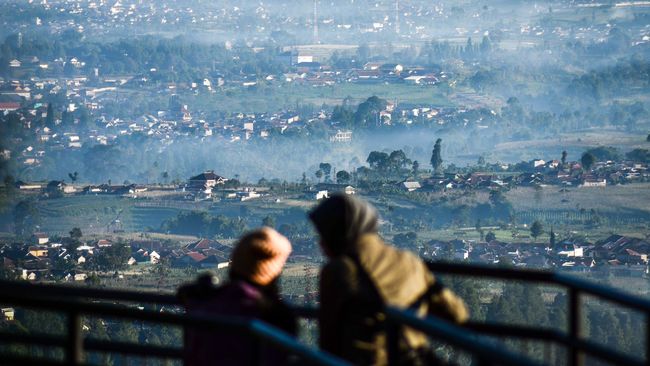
(646, 315, 650, 366)
(568, 288, 583, 366)
(66, 311, 83, 366)
(251, 337, 261, 366)
(386, 319, 400, 365)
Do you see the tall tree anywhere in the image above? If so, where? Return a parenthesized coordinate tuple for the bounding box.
(67, 227, 83, 252)
(430, 138, 443, 174)
(480, 35, 491, 54)
(336, 170, 351, 184)
(550, 228, 556, 248)
(367, 151, 389, 171)
(319, 163, 332, 181)
(354, 96, 387, 127)
(69, 227, 82, 241)
(581, 152, 596, 171)
(45, 103, 54, 128)
(387, 150, 411, 172)
(530, 220, 544, 241)
(411, 160, 419, 177)
(13, 200, 39, 237)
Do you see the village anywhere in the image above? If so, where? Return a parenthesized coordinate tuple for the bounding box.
(2, 214, 649, 286)
(2, 156, 650, 286)
(2, 1, 650, 362)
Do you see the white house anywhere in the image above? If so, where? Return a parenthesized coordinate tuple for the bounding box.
(401, 181, 421, 192)
(188, 171, 227, 189)
(315, 190, 329, 200)
(150, 251, 161, 264)
(581, 179, 607, 188)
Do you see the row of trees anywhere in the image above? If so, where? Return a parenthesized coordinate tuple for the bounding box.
(313, 138, 442, 185)
(160, 211, 247, 238)
(1, 33, 289, 82)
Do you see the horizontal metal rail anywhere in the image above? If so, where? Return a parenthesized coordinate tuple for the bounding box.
(385, 307, 543, 366)
(0, 279, 178, 305)
(425, 261, 650, 312)
(0, 291, 350, 366)
(2, 261, 650, 366)
(425, 261, 650, 366)
(294, 303, 646, 366)
(0, 353, 90, 366)
(464, 322, 645, 366)
(0, 331, 183, 360)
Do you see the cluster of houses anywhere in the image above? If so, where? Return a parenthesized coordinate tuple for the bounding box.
(268, 56, 447, 87)
(11, 149, 650, 207)
(14, 170, 255, 202)
(6, 0, 650, 52)
(2, 67, 469, 171)
(2, 229, 649, 287)
(0, 232, 232, 283)
(399, 158, 650, 193)
(423, 234, 650, 275)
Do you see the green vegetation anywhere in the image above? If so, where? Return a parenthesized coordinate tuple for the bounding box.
(13, 200, 39, 237)
(430, 138, 443, 174)
(627, 148, 650, 163)
(530, 220, 544, 241)
(192, 83, 453, 115)
(160, 211, 247, 238)
(581, 152, 596, 171)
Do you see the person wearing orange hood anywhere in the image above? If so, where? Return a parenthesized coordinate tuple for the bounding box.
(179, 227, 296, 366)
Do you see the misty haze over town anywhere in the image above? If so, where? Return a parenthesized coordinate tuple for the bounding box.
(1, 1, 650, 365)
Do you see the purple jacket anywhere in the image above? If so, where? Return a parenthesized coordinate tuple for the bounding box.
(183, 280, 296, 366)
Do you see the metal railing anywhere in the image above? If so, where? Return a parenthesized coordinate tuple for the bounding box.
(1, 261, 648, 366)
(424, 261, 650, 366)
(0, 277, 540, 366)
(0, 279, 348, 366)
(384, 307, 544, 366)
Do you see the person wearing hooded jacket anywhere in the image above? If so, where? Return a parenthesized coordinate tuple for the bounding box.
(309, 194, 468, 365)
(178, 227, 297, 366)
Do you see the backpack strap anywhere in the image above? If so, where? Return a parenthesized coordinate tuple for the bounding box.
(346, 254, 385, 308)
(347, 254, 445, 309)
(408, 280, 445, 310)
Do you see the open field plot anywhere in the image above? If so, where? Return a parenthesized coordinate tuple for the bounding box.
(192, 82, 455, 113)
(494, 130, 645, 152)
(129, 205, 184, 232)
(36, 196, 134, 235)
(507, 184, 650, 215)
(28, 196, 192, 235)
(490, 130, 646, 163)
(506, 184, 650, 237)
(29, 194, 318, 236)
(280, 261, 321, 305)
(410, 228, 545, 244)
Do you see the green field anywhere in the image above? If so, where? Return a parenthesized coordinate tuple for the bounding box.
(28, 195, 314, 235)
(8, 181, 650, 244)
(191, 82, 456, 113)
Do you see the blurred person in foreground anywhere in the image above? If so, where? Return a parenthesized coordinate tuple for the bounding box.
(178, 227, 296, 366)
(309, 194, 469, 365)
